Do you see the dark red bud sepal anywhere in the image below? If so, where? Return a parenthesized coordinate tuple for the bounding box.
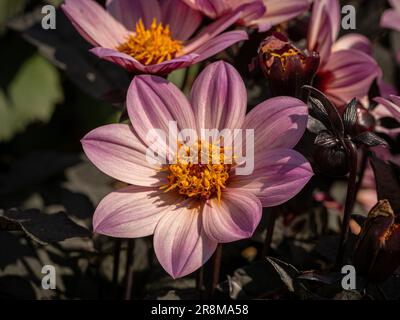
(258, 33, 319, 99)
(354, 200, 400, 283)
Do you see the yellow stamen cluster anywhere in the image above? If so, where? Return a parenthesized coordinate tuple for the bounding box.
(160, 142, 232, 202)
(117, 18, 183, 65)
(270, 48, 303, 69)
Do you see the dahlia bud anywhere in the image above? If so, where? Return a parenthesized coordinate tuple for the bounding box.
(354, 200, 400, 283)
(355, 103, 376, 134)
(258, 33, 320, 99)
(313, 144, 349, 177)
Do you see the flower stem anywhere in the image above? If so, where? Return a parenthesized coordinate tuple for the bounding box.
(196, 266, 204, 299)
(261, 207, 279, 258)
(112, 239, 121, 298)
(208, 244, 222, 298)
(336, 140, 358, 268)
(351, 148, 368, 213)
(124, 239, 135, 300)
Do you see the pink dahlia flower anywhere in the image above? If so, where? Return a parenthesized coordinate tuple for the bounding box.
(381, 0, 400, 63)
(62, 0, 263, 75)
(81, 61, 313, 278)
(307, 0, 380, 107)
(181, 0, 310, 31)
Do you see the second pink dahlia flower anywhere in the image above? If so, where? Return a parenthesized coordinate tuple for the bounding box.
(307, 0, 380, 107)
(62, 0, 263, 75)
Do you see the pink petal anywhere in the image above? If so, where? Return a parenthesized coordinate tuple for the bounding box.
(374, 96, 400, 121)
(390, 95, 400, 106)
(228, 1, 266, 28)
(81, 124, 165, 187)
(105, 0, 161, 31)
(93, 186, 179, 238)
(320, 49, 380, 106)
(180, 0, 263, 20)
(153, 200, 217, 278)
(180, 0, 224, 18)
(242, 96, 308, 155)
(357, 188, 377, 213)
(191, 30, 248, 63)
(202, 189, 262, 242)
(253, 0, 310, 27)
(160, 0, 203, 41)
(127, 75, 197, 155)
(183, 2, 258, 54)
(230, 148, 313, 207)
(381, 9, 400, 32)
(90, 47, 198, 74)
(333, 34, 372, 55)
(190, 61, 247, 132)
(307, 0, 339, 65)
(62, 0, 130, 48)
(390, 0, 400, 10)
(378, 79, 399, 98)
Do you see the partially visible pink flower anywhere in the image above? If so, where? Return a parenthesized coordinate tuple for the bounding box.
(62, 0, 263, 75)
(374, 95, 400, 136)
(381, 0, 400, 61)
(357, 147, 400, 213)
(307, 0, 380, 107)
(180, 0, 311, 31)
(81, 61, 313, 278)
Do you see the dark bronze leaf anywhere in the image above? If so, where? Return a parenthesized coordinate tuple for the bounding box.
(353, 132, 388, 147)
(0, 208, 91, 245)
(314, 131, 339, 148)
(303, 86, 344, 136)
(343, 98, 358, 133)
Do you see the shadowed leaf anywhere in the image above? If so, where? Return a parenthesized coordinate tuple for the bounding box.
(0, 208, 91, 245)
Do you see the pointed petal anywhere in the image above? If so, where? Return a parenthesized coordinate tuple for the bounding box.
(202, 189, 262, 242)
(307, 0, 340, 65)
(62, 0, 129, 48)
(127, 75, 197, 156)
(180, 0, 224, 18)
(90, 47, 198, 74)
(190, 30, 248, 63)
(161, 0, 203, 41)
(93, 186, 179, 238)
(81, 124, 164, 187)
(381, 9, 400, 32)
(320, 49, 380, 106)
(154, 201, 217, 278)
(374, 96, 400, 121)
(183, 3, 257, 54)
(389, 0, 400, 11)
(242, 96, 308, 155)
(333, 34, 372, 55)
(190, 61, 247, 132)
(105, 0, 161, 30)
(230, 149, 313, 207)
(253, 0, 310, 27)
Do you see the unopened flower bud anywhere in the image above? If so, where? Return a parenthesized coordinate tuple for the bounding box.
(313, 144, 349, 177)
(355, 104, 376, 134)
(354, 199, 400, 283)
(258, 33, 320, 99)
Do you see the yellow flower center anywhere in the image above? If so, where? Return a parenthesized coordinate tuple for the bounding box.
(160, 141, 232, 202)
(117, 18, 183, 65)
(269, 48, 303, 69)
